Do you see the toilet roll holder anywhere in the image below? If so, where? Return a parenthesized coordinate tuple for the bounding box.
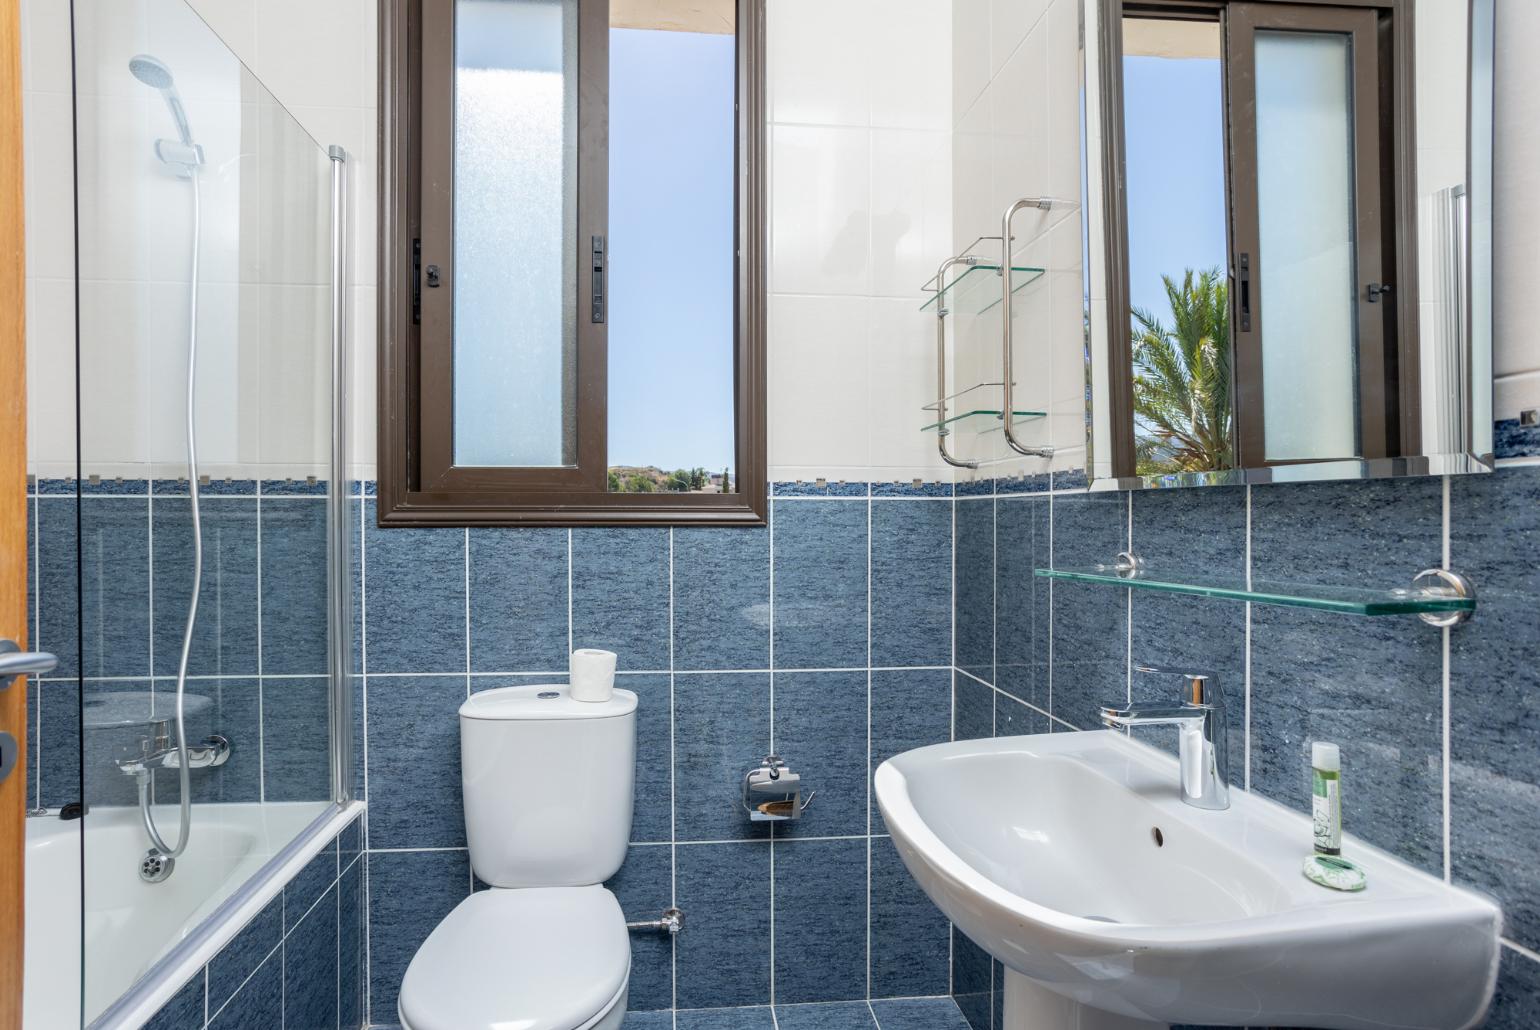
(742, 755, 815, 822)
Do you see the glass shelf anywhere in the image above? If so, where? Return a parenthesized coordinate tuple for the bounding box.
(923, 408, 1046, 433)
(920, 263, 1046, 316)
(1034, 565, 1477, 617)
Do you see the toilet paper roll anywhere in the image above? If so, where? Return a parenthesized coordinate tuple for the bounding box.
(570, 648, 618, 702)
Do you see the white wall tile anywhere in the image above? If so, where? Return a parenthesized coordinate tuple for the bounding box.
(869, 0, 952, 131)
(868, 297, 947, 472)
(990, 0, 1049, 78)
(22, 90, 75, 282)
(770, 124, 873, 296)
(871, 129, 950, 299)
(767, 0, 872, 127)
(1494, 0, 1540, 377)
(990, 22, 1049, 229)
(768, 295, 872, 472)
(24, 278, 76, 475)
(952, 0, 991, 125)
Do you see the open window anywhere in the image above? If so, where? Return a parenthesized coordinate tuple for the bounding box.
(379, 0, 766, 525)
(1099, 0, 1417, 478)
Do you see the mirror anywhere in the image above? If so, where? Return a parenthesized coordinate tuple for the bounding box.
(1082, 0, 1494, 489)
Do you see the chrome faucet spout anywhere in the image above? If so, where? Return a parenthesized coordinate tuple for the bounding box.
(1103, 669, 1230, 810)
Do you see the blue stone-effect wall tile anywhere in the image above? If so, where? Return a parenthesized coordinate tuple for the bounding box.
(141, 972, 204, 1030)
(870, 997, 972, 1030)
(366, 675, 467, 849)
(1048, 491, 1129, 729)
(466, 528, 569, 673)
(870, 836, 949, 998)
(951, 930, 992, 1030)
(285, 882, 340, 1030)
(954, 673, 992, 742)
(954, 499, 994, 685)
(170, 677, 261, 804)
(41, 496, 152, 679)
(258, 499, 329, 676)
(871, 500, 951, 667)
(1249, 606, 1443, 873)
(1125, 489, 1248, 757)
(262, 677, 332, 802)
(774, 481, 869, 497)
(674, 526, 771, 671)
(1251, 476, 1442, 586)
(996, 472, 1051, 496)
(873, 480, 953, 497)
(1487, 947, 1540, 1029)
(260, 478, 328, 496)
(775, 1000, 877, 1028)
(955, 477, 993, 497)
(209, 947, 281, 1028)
(364, 500, 467, 673)
(152, 498, 260, 677)
(676, 1007, 776, 1029)
(606, 844, 674, 1011)
(1053, 468, 1090, 491)
(772, 500, 868, 669)
(623, 673, 672, 843)
(572, 528, 670, 670)
(773, 838, 867, 1003)
(1450, 466, 1540, 950)
(996, 495, 1047, 708)
(675, 842, 772, 1008)
(870, 669, 951, 833)
(340, 860, 365, 1030)
(626, 1010, 677, 1028)
(994, 693, 1048, 736)
(773, 671, 867, 838)
(37, 679, 81, 809)
(674, 673, 770, 842)
(368, 849, 471, 1020)
(1494, 418, 1540, 459)
(285, 838, 338, 933)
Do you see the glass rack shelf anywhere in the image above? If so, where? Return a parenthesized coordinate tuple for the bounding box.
(1034, 565, 1477, 617)
(920, 263, 1046, 316)
(923, 408, 1046, 434)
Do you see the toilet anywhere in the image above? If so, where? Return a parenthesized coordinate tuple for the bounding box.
(398, 683, 638, 1030)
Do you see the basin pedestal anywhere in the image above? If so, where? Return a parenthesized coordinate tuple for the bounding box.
(1004, 969, 1165, 1030)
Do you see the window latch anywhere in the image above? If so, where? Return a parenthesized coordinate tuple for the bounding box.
(1366, 282, 1393, 303)
(591, 235, 606, 324)
(1237, 252, 1252, 332)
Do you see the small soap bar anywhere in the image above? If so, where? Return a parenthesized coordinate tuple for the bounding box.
(1303, 854, 1367, 892)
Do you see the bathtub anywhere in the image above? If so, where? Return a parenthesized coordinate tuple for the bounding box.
(24, 800, 358, 1029)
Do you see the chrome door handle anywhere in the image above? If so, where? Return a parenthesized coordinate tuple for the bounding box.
(0, 639, 58, 689)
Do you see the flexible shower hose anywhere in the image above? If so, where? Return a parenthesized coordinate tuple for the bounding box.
(141, 165, 201, 859)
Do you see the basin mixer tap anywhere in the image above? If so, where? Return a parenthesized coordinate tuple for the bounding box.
(1101, 667, 1229, 810)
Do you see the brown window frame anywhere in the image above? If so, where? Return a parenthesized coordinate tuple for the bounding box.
(1098, 0, 1420, 478)
(378, 0, 768, 527)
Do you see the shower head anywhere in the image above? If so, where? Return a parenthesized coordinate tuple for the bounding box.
(129, 53, 195, 149)
(128, 53, 174, 89)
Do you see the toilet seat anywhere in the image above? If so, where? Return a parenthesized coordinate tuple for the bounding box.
(398, 884, 631, 1030)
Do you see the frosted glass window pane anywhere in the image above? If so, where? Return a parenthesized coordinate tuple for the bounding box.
(606, 24, 737, 494)
(1255, 30, 1359, 462)
(453, 0, 577, 467)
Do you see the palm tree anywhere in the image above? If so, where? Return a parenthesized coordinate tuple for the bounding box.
(1131, 268, 1234, 475)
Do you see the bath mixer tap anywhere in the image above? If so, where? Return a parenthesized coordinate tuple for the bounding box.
(116, 720, 231, 779)
(1101, 667, 1230, 810)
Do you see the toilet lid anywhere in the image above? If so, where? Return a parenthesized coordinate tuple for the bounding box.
(399, 885, 630, 1030)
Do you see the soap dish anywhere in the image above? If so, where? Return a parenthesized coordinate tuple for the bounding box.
(1303, 854, 1368, 892)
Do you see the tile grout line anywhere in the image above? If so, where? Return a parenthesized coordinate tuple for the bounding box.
(767, 496, 776, 1011)
(1441, 475, 1453, 883)
(1125, 493, 1133, 704)
(668, 526, 679, 1015)
(1244, 485, 1253, 792)
(256, 488, 265, 803)
(865, 489, 874, 1001)
(359, 492, 372, 1027)
(948, 490, 956, 996)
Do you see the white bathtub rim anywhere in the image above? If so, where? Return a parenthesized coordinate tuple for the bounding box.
(86, 799, 365, 1030)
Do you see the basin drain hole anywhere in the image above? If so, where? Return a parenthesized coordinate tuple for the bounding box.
(1151, 826, 1164, 848)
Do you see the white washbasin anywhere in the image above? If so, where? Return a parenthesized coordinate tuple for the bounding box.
(874, 730, 1502, 1030)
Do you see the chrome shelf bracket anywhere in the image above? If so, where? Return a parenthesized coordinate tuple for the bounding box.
(1000, 197, 1061, 459)
(1411, 568, 1476, 627)
(932, 253, 982, 470)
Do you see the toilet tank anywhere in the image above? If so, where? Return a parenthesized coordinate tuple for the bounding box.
(459, 684, 637, 888)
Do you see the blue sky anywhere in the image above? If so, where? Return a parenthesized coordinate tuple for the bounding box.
(1121, 54, 1229, 322)
(607, 28, 737, 472)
